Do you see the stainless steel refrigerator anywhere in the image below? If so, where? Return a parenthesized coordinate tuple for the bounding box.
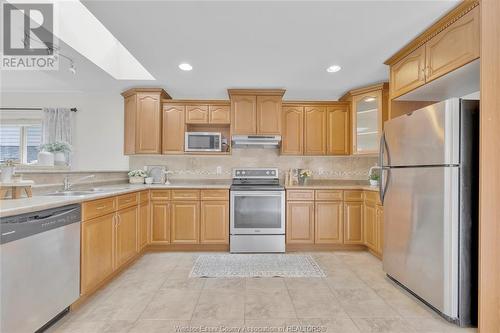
(380, 98, 478, 326)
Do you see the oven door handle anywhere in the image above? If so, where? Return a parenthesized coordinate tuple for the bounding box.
(231, 191, 284, 196)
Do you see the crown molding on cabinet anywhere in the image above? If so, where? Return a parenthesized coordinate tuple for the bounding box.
(339, 82, 389, 101)
(121, 88, 171, 99)
(384, 0, 480, 66)
(227, 89, 286, 97)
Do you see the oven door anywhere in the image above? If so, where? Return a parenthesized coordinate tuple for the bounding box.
(230, 191, 285, 235)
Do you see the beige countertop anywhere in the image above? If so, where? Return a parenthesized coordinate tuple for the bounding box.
(285, 179, 379, 191)
(0, 180, 232, 218)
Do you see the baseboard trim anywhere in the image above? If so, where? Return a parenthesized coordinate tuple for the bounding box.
(145, 244, 229, 252)
(286, 244, 367, 252)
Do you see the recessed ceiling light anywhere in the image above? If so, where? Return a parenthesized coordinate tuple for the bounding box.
(326, 65, 341, 73)
(178, 63, 193, 71)
(364, 97, 376, 102)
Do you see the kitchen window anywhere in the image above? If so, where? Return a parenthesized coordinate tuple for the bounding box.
(0, 124, 43, 164)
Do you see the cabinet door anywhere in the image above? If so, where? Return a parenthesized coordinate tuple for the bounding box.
(200, 201, 229, 244)
(162, 104, 185, 154)
(315, 201, 343, 244)
(138, 201, 150, 250)
(304, 106, 326, 155)
(352, 91, 382, 155)
(115, 206, 138, 269)
(231, 95, 257, 134)
(171, 201, 200, 244)
(186, 105, 209, 124)
(286, 201, 314, 244)
(136, 93, 161, 153)
(344, 201, 364, 244)
(81, 213, 115, 295)
(376, 205, 384, 255)
(209, 105, 231, 124)
(257, 96, 282, 134)
(390, 45, 426, 98)
(426, 7, 479, 82)
(124, 94, 137, 154)
(364, 202, 377, 250)
(281, 106, 304, 155)
(151, 201, 171, 244)
(326, 105, 349, 155)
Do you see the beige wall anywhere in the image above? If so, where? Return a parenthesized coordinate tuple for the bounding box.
(130, 149, 378, 180)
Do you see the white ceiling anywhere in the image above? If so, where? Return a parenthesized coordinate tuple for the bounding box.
(1, 0, 460, 100)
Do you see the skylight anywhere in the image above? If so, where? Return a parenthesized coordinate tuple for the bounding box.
(7, 0, 155, 80)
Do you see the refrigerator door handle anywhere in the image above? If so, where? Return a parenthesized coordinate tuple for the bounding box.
(379, 132, 389, 203)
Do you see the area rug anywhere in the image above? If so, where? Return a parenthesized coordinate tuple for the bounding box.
(189, 254, 326, 278)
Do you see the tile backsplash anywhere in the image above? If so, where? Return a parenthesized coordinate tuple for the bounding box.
(130, 149, 378, 181)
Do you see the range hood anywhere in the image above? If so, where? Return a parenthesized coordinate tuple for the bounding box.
(232, 135, 281, 149)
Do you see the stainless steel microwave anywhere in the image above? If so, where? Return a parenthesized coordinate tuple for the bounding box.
(185, 132, 222, 152)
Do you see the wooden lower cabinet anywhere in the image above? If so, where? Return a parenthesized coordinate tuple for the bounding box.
(364, 201, 377, 250)
(151, 201, 171, 244)
(138, 200, 150, 250)
(343, 201, 364, 244)
(376, 205, 384, 255)
(200, 201, 229, 244)
(315, 201, 343, 244)
(81, 213, 115, 295)
(171, 201, 200, 244)
(115, 206, 138, 269)
(286, 201, 315, 244)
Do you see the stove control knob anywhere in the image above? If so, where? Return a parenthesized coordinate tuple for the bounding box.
(236, 171, 240, 175)
(242, 171, 246, 175)
(266, 171, 270, 175)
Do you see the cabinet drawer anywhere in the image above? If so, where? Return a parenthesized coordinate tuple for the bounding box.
(172, 189, 200, 200)
(344, 190, 363, 202)
(139, 190, 150, 203)
(82, 197, 116, 221)
(287, 190, 315, 201)
(201, 189, 229, 201)
(315, 190, 343, 201)
(151, 190, 171, 200)
(116, 192, 139, 210)
(364, 191, 381, 205)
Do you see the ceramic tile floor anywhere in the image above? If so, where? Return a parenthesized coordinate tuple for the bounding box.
(47, 252, 477, 333)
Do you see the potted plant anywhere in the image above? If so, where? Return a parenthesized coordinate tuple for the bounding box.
(1, 160, 17, 183)
(128, 169, 147, 184)
(369, 172, 380, 186)
(298, 169, 312, 185)
(39, 142, 72, 166)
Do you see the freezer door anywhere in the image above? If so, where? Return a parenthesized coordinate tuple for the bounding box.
(383, 99, 460, 167)
(383, 166, 459, 318)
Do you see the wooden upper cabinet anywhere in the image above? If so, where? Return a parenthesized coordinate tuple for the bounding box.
(81, 213, 115, 295)
(425, 6, 479, 82)
(257, 96, 282, 134)
(326, 105, 350, 155)
(304, 106, 326, 155)
(121, 88, 169, 155)
(186, 105, 209, 124)
(315, 201, 343, 244)
(200, 200, 229, 244)
(286, 201, 315, 244)
(162, 104, 185, 154)
(171, 201, 200, 244)
(209, 104, 230, 124)
(390, 45, 426, 98)
(231, 95, 257, 134)
(344, 201, 364, 244)
(115, 206, 138, 269)
(281, 106, 304, 155)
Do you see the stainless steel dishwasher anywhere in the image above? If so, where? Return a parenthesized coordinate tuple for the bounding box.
(1, 204, 81, 333)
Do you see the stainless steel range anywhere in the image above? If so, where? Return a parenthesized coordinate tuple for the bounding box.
(230, 168, 285, 253)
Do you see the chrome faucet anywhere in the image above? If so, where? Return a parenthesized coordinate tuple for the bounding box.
(63, 174, 95, 191)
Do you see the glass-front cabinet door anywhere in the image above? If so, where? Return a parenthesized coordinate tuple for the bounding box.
(352, 90, 383, 154)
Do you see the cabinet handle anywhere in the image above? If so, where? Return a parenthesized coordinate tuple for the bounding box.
(96, 205, 107, 210)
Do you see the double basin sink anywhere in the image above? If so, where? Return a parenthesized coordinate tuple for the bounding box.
(46, 187, 128, 197)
